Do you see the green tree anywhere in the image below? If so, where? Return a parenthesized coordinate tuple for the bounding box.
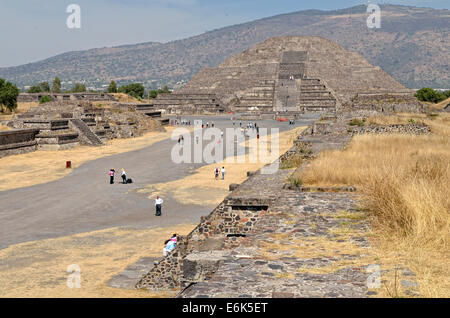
(118, 83, 145, 99)
(27, 85, 42, 93)
(27, 82, 50, 93)
(107, 80, 117, 93)
(39, 95, 52, 104)
(149, 85, 171, 99)
(0, 78, 20, 112)
(71, 83, 86, 93)
(149, 89, 158, 99)
(442, 90, 450, 99)
(415, 87, 446, 103)
(52, 77, 61, 93)
(39, 82, 50, 92)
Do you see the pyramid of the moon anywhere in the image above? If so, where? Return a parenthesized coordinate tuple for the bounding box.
(151, 36, 415, 114)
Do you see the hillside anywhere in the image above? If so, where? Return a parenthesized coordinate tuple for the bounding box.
(0, 4, 448, 89)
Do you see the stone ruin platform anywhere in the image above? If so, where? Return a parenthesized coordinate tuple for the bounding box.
(0, 100, 164, 158)
(17, 92, 116, 103)
(150, 93, 226, 115)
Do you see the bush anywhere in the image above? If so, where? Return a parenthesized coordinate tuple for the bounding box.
(39, 95, 52, 104)
(415, 87, 447, 103)
(280, 155, 303, 169)
(149, 85, 171, 99)
(0, 78, 20, 112)
(349, 118, 365, 127)
(118, 83, 144, 99)
(288, 176, 302, 187)
(71, 83, 86, 93)
(27, 85, 42, 93)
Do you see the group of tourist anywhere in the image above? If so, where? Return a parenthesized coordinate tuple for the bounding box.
(214, 166, 226, 180)
(108, 168, 131, 184)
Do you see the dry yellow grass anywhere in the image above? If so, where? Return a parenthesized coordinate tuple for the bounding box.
(423, 97, 450, 111)
(0, 127, 175, 192)
(0, 102, 39, 120)
(0, 223, 196, 297)
(139, 127, 305, 206)
(294, 113, 450, 297)
(110, 93, 142, 103)
(0, 125, 10, 131)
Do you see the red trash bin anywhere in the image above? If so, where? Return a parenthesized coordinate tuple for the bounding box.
(66, 161, 71, 168)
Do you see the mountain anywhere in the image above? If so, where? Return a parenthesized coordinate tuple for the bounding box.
(0, 4, 448, 89)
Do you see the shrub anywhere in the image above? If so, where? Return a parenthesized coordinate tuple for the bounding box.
(415, 87, 447, 103)
(280, 155, 303, 169)
(288, 176, 302, 187)
(71, 83, 86, 93)
(39, 95, 52, 104)
(118, 83, 144, 99)
(149, 85, 171, 99)
(349, 118, 365, 127)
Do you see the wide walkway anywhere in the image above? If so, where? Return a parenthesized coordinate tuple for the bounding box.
(0, 115, 317, 249)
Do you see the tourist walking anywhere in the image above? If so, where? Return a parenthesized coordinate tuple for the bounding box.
(109, 168, 115, 184)
(121, 168, 127, 184)
(155, 196, 163, 216)
(221, 166, 226, 180)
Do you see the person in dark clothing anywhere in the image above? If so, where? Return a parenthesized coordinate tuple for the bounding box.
(155, 196, 163, 216)
(109, 168, 115, 184)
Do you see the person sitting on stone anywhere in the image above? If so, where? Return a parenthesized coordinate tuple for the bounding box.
(163, 234, 177, 256)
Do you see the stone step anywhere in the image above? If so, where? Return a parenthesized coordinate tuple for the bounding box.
(69, 119, 103, 146)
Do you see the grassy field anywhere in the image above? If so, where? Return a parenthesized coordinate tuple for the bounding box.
(423, 97, 450, 112)
(293, 113, 450, 297)
(0, 223, 195, 297)
(0, 102, 39, 120)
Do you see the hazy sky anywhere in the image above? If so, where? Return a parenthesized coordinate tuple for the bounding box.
(0, 0, 448, 67)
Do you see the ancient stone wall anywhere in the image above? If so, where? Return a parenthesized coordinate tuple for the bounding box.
(346, 93, 424, 113)
(0, 129, 40, 158)
(135, 197, 270, 290)
(18, 93, 116, 103)
(351, 123, 431, 135)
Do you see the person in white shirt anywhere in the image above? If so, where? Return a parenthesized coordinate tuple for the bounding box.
(155, 196, 163, 216)
(221, 167, 226, 180)
(121, 168, 127, 184)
